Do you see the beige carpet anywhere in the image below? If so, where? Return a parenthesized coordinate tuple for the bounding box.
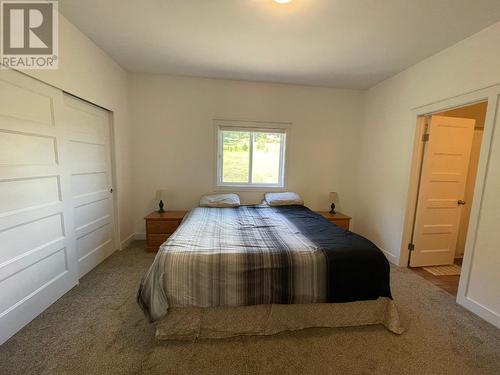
(0, 241, 499, 375)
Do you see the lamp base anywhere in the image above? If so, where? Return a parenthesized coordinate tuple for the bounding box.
(158, 200, 165, 213)
(329, 203, 336, 215)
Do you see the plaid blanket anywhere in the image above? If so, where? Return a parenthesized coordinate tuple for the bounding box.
(138, 205, 391, 322)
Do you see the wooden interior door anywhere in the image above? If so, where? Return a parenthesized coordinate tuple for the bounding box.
(455, 128, 483, 257)
(63, 94, 116, 278)
(409, 115, 475, 267)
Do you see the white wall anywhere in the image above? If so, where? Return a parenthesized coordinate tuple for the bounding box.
(129, 74, 363, 234)
(24, 16, 134, 246)
(356, 21, 500, 324)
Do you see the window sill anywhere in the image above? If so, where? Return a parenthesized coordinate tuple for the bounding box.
(214, 184, 285, 192)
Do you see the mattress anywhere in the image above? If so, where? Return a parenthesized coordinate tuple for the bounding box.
(137, 205, 393, 323)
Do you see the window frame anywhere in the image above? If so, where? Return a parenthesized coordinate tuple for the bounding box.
(214, 120, 290, 190)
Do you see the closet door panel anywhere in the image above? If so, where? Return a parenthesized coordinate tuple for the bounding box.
(64, 95, 115, 279)
(0, 70, 78, 345)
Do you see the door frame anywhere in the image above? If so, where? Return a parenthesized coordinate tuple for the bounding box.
(406, 115, 476, 267)
(107, 111, 120, 252)
(400, 85, 500, 316)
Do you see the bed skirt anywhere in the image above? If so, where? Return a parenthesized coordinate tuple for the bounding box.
(155, 297, 405, 341)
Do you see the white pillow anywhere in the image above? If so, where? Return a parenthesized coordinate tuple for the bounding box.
(264, 192, 304, 206)
(199, 193, 241, 208)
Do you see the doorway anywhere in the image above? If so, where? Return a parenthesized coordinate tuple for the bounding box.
(406, 101, 487, 296)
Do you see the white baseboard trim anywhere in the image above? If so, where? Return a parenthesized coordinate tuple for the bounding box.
(457, 294, 500, 329)
(120, 232, 136, 250)
(380, 248, 399, 265)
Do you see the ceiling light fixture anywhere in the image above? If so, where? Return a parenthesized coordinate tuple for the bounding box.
(274, 0, 293, 4)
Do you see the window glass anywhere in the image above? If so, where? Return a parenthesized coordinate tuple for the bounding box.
(251, 132, 282, 184)
(218, 126, 286, 187)
(222, 130, 250, 183)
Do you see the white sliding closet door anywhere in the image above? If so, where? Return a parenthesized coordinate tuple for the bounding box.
(63, 94, 115, 278)
(0, 70, 78, 344)
(0, 71, 117, 344)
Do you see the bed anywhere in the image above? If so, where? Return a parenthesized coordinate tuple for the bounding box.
(137, 205, 404, 340)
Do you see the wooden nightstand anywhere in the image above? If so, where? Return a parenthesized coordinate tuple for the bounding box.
(144, 211, 187, 252)
(316, 211, 351, 230)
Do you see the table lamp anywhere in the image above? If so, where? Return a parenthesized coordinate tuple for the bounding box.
(156, 190, 167, 213)
(329, 192, 339, 214)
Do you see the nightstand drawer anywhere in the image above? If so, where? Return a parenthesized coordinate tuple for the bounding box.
(147, 234, 170, 247)
(315, 211, 351, 230)
(331, 219, 349, 229)
(144, 211, 187, 253)
(147, 220, 180, 234)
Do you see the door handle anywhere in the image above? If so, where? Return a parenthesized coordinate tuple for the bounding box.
(458, 200, 466, 205)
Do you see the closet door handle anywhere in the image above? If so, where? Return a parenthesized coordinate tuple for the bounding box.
(457, 200, 466, 205)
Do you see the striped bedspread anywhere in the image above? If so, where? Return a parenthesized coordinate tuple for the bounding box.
(138, 205, 391, 322)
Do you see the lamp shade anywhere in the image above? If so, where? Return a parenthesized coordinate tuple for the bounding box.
(329, 192, 339, 203)
(156, 189, 167, 201)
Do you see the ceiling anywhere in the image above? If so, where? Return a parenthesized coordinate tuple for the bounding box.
(59, 0, 500, 89)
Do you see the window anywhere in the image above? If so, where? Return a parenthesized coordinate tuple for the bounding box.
(215, 121, 288, 188)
